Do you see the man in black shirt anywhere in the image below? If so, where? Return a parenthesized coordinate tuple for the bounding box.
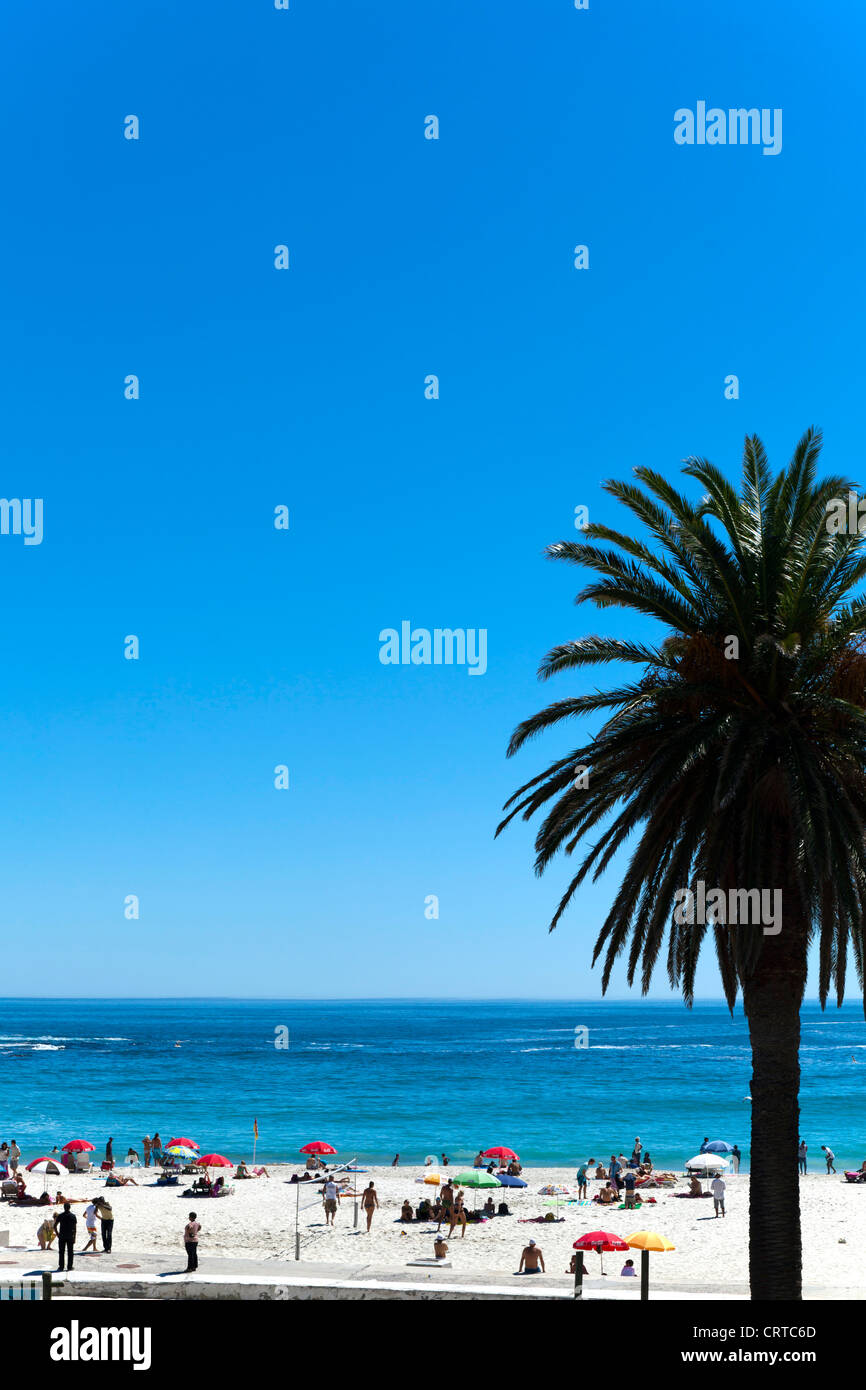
(54, 1202, 77, 1271)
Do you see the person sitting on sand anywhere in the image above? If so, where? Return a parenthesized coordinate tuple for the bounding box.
(594, 1163, 607, 1179)
(473, 1150, 485, 1168)
(430, 1199, 443, 1221)
(595, 1183, 616, 1205)
(433, 1234, 449, 1260)
(497, 1200, 511, 1216)
(212, 1176, 225, 1196)
(621, 1258, 637, 1277)
(567, 1253, 589, 1275)
(518, 1239, 545, 1274)
(482, 1197, 496, 1217)
(400, 1200, 414, 1222)
(688, 1175, 703, 1196)
(416, 1198, 432, 1222)
(252, 1166, 270, 1178)
(235, 1162, 251, 1179)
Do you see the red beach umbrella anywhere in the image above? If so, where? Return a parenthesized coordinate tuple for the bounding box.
(482, 1147, 519, 1161)
(61, 1140, 95, 1152)
(573, 1229, 630, 1277)
(196, 1154, 232, 1168)
(299, 1141, 337, 1155)
(25, 1156, 59, 1171)
(167, 1138, 200, 1151)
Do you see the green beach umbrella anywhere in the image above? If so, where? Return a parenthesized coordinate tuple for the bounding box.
(454, 1171, 500, 1187)
(453, 1169, 500, 1210)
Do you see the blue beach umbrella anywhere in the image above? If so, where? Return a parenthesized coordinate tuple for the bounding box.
(497, 1174, 527, 1188)
(704, 1141, 734, 1154)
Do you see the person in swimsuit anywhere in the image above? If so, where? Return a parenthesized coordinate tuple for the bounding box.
(518, 1239, 545, 1274)
(448, 1189, 467, 1239)
(438, 1180, 454, 1231)
(361, 1181, 379, 1232)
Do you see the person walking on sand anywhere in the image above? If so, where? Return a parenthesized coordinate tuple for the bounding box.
(821, 1144, 836, 1174)
(95, 1196, 114, 1251)
(9, 1140, 20, 1173)
(143, 1135, 152, 1168)
(576, 1161, 591, 1199)
(323, 1177, 340, 1226)
(518, 1239, 545, 1274)
(184, 1212, 201, 1272)
(361, 1181, 379, 1232)
(798, 1139, 807, 1174)
(711, 1174, 726, 1217)
(105, 1137, 113, 1167)
(82, 1201, 99, 1252)
(731, 1144, 741, 1173)
(54, 1202, 77, 1271)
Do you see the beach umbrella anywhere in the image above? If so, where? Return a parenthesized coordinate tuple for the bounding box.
(61, 1140, 94, 1152)
(165, 1145, 198, 1161)
(685, 1153, 729, 1172)
(703, 1140, 734, 1154)
(196, 1153, 232, 1168)
(627, 1229, 676, 1301)
(299, 1141, 337, 1154)
(167, 1137, 199, 1151)
(422, 1173, 441, 1185)
(497, 1174, 527, 1188)
(25, 1157, 60, 1192)
(573, 1229, 629, 1277)
(482, 1146, 519, 1161)
(454, 1171, 500, 1187)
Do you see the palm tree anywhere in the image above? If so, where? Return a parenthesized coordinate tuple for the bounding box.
(497, 429, 866, 1300)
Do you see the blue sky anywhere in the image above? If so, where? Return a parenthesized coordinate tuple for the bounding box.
(1, 0, 864, 997)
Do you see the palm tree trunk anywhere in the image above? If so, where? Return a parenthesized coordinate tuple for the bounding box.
(742, 922, 806, 1301)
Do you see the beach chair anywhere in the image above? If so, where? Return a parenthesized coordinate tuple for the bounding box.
(73, 1153, 91, 1174)
(0, 1182, 18, 1201)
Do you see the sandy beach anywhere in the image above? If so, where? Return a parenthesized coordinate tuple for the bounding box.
(3, 1164, 863, 1296)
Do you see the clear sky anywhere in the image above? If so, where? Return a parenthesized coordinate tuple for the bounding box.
(1, 1, 864, 997)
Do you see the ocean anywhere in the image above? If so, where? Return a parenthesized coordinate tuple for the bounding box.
(1, 997, 864, 1171)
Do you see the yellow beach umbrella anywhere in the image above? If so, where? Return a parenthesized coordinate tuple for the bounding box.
(626, 1230, 675, 1300)
(423, 1173, 441, 1185)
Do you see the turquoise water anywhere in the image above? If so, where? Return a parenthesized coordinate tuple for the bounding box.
(2, 998, 865, 1171)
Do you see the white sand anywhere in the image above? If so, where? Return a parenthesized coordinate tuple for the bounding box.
(3, 1164, 863, 1293)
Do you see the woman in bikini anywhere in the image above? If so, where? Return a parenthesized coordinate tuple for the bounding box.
(448, 1188, 468, 1239)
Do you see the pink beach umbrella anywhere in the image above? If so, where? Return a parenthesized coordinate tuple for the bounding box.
(299, 1141, 337, 1155)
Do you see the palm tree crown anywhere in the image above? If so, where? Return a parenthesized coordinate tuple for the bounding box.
(498, 428, 866, 1011)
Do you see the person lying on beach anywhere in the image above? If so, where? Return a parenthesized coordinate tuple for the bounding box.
(400, 1200, 414, 1222)
(105, 1173, 138, 1187)
(252, 1167, 270, 1178)
(518, 1240, 545, 1274)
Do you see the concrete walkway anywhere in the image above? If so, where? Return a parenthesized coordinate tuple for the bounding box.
(0, 1244, 757, 1299)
